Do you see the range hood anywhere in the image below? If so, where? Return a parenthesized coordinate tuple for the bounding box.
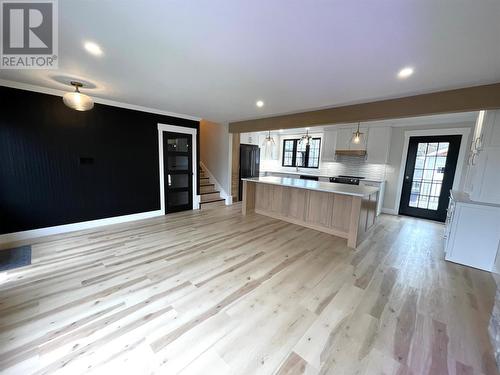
(335, 149, 367, 157)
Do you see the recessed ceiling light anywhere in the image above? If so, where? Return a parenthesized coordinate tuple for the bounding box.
(256, 100, 264, 108)
(84, 41, 103, 56)
(398, 67, 414, 79)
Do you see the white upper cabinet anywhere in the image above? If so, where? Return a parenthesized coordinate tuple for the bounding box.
(321, 130, 337, 162)
(366, 127, 392, 164)
(466, 110, 500, 204)
(335, 128, 353, 150)
(240, 132, 260, 145)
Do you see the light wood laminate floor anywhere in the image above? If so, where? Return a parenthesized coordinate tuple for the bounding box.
(0, 204, 497, 375)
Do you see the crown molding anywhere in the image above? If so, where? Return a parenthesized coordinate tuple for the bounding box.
(0, 79, 202, 122)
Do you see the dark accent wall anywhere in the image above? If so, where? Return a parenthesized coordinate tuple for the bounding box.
(0, 85, 199, 234)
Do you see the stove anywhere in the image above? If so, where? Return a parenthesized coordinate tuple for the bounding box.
(329, 175, 365, 185)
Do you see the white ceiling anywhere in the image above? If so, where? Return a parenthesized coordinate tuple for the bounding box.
(1, 1, 499, 123)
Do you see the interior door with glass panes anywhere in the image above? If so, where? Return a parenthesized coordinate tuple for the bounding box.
(399, 135, 461, 222)
(163, 132, 193, 213)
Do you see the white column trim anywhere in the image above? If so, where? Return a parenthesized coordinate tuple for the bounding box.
(393, 127, 471, 214)
(158, 123, 200, 212)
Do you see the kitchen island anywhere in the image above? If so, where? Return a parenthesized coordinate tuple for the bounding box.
(241, 176, 379, 248)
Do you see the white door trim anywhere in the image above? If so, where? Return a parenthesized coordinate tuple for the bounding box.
(158, 123, 200, 213)
(394, 127, 471, 214)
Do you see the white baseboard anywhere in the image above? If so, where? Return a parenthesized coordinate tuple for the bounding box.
(0, 210, 163, 245)
(200, 162, 232, 205)
(381, 208, 398, 215)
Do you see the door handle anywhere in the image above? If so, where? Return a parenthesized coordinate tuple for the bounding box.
(168, 174, 172, 186)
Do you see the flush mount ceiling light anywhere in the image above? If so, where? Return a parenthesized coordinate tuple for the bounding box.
(299, 128, 312, 146)
(63, 81, 94, 111)
(84, 41, 103, 56)
(398, 66, 414, 79)
(256, 100, 264, 108)
(262, 130, 275, 147)
(351, 122, 364, 144)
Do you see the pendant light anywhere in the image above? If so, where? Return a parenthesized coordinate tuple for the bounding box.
(299, 128, 312, 145)
(351, 122, 364, 145)
(63, 81, 94, 111)
(262, 130, 275, 146)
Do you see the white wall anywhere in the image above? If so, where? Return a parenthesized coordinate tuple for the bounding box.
(383, 122, 474, 211)
(200, 120, 231, 193)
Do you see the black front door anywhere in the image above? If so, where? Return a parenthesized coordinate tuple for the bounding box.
(163, 132, 193, 213)
(399, 135, 462, 222)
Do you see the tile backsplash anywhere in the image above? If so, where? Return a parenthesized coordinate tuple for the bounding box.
(261, 156, 388, 180)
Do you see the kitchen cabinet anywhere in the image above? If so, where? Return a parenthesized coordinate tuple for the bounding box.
(335, 128, 352, 151)
(321, 130, 337, 162)
(444, 191, 500, 271)
(366, 127, 391, 164)
(360, 180, 385, 215)
(465, 110, 500, 204)
(240, 132, 260, 146)
(471, 110, 486, 154)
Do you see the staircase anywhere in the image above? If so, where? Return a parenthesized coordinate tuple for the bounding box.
(199, 166, 226, 209)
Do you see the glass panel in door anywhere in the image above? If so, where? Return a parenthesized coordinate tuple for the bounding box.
(408, 142, 448, 210)
(163, 132, 193, 213)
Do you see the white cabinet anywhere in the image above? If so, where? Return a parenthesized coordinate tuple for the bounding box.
(360, 180, 385, 215)
(321, 130, 337, 162)
(444, 191, 500, 272)
(465, 110, 500, 204)
(240, 132, 260, 146)
(366, 127, 391, 164)
(335, 128, 352, 150)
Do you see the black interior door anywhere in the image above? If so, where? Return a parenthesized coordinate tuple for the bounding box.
(399, 135, 461, 222)
(163, 132, 193, 213)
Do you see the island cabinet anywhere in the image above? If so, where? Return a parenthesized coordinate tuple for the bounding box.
(242, 176, 379, 248)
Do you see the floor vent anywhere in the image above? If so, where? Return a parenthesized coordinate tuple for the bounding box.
(0, 245, 32, 271)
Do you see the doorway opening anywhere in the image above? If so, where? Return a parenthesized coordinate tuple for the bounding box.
(399, 135, 462, 222)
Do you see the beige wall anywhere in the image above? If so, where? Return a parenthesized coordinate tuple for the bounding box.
(200, 120, 231, 193)
(383, 122, 474, 212)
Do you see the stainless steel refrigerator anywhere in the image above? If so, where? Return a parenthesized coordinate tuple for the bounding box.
(239, 144, 260, 201)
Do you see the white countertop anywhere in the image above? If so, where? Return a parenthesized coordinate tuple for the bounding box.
(450, 190, 500, 208)
(242, 176, 379, 197)
(262, 170, 385, 183)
